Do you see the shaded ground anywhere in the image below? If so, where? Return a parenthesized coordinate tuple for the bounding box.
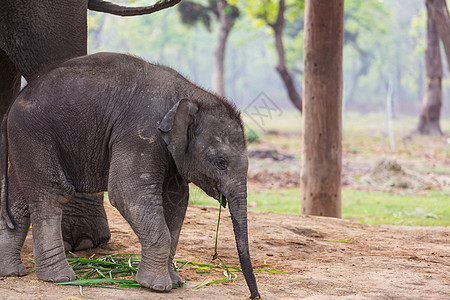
(1, 201, 449, 299)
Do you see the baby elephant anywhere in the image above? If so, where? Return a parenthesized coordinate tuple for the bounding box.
(0, 52, 260, 298)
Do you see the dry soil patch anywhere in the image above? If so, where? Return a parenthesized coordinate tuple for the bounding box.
(0, 202, 449, 299)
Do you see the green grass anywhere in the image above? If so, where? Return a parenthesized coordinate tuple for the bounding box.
(189, 187, 450, 226)
(342, 189, 450, 226)
(47, 253, 291, 294)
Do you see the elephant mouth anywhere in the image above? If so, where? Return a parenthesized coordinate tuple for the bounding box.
(205, 185, 227, 208)
(192, 180, 227, 208)
(215, 188, 227, 208)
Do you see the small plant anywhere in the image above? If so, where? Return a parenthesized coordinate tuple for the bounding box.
(246, 128, 261, 144)
(46, 253, 291, 294)
(57, 253, 145, 289)
(322, 239, 352, 243)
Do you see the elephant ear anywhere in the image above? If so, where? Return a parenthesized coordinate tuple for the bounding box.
(158, 99, 199, 171)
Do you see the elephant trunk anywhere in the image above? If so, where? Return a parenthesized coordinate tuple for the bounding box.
(225, 185, 260, 299)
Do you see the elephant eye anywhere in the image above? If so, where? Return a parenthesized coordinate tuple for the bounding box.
(214, 157, 228, 170)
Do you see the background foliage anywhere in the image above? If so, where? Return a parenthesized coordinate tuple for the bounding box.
(88, 0, 447, 113)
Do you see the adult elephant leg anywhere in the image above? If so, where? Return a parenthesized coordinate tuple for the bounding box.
(163, 173, 189, 287)
(0, 51, 28, 277)
(61, 193, 111, 251)
(0, 217, 29, 277)
(0, 49, 21, 117)
(0, 174, 29, 277)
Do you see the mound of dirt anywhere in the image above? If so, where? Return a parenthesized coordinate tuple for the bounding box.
(248, 150, 295, 161)
(360, 158, 441, 191)
(1, 201, 449, 299)
(248, 168, 300, 190)
(247, 147, 300, 190)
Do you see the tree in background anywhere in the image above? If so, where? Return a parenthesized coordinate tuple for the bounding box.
(427, 0, 450, 70)
(178, 0, 239, 96)
(417, 0, 444, 135)
(89, 0, 435, 114)
(88, 13, 107, 50)
(242, 0, 388, 113)
(417, 0, 450, 135)
(301, 0, 344, 218)
(343, 0, 388, 107)
(244, 0, 303, 111)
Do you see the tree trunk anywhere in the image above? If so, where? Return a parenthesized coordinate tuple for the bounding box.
(301, 1, 344, 218)
(271, 0, 302, 112)
(212, 0, 234, 96)
(417, 0, 443, 135)
(427, 0, 450, 71)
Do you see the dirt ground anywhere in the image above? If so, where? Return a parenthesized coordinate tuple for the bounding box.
(0, 200, 449, 300)
(1, 141, 450, 299)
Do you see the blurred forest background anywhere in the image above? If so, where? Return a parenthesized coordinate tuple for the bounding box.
(82, 0, 450, 227)
(87, 0, 441, 115)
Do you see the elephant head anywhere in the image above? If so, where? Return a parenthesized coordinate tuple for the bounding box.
(158, 98, 260, 299)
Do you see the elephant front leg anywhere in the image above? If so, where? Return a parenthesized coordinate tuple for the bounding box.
(163, 174, 189, 287)
(61, 192, 111, 251)
(137, 227, 172, 292)
(109, 181, 172, 292)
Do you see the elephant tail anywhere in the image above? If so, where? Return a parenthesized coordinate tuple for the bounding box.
(1, 108, 15, 230)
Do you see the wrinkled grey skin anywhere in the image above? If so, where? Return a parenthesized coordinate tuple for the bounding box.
(0, 53, 260, 298)
(0, 0, 181, 252)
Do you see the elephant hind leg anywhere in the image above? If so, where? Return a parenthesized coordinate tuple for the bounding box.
(6, 156, 75, 282)
(25, 186, 76, 282)
(0, 49, 21, 117)
(31, 207, 75, 282)
(26, 186, 76, 281)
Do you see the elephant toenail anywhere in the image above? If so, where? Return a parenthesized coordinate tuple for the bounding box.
(74, 238, 94, 251)
(152, 284, 165, 292)
(63, 241, 73, 252)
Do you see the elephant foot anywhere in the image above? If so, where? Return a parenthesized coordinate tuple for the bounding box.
(62, 193, 111, 251)
(36, 265, 76, 282)
(136, 267, 173, 292)
(0, 260, 27, 277)
(0, 218, 30, 277)
(169, 266, 183, 287)
(63, 237, 94, 252)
